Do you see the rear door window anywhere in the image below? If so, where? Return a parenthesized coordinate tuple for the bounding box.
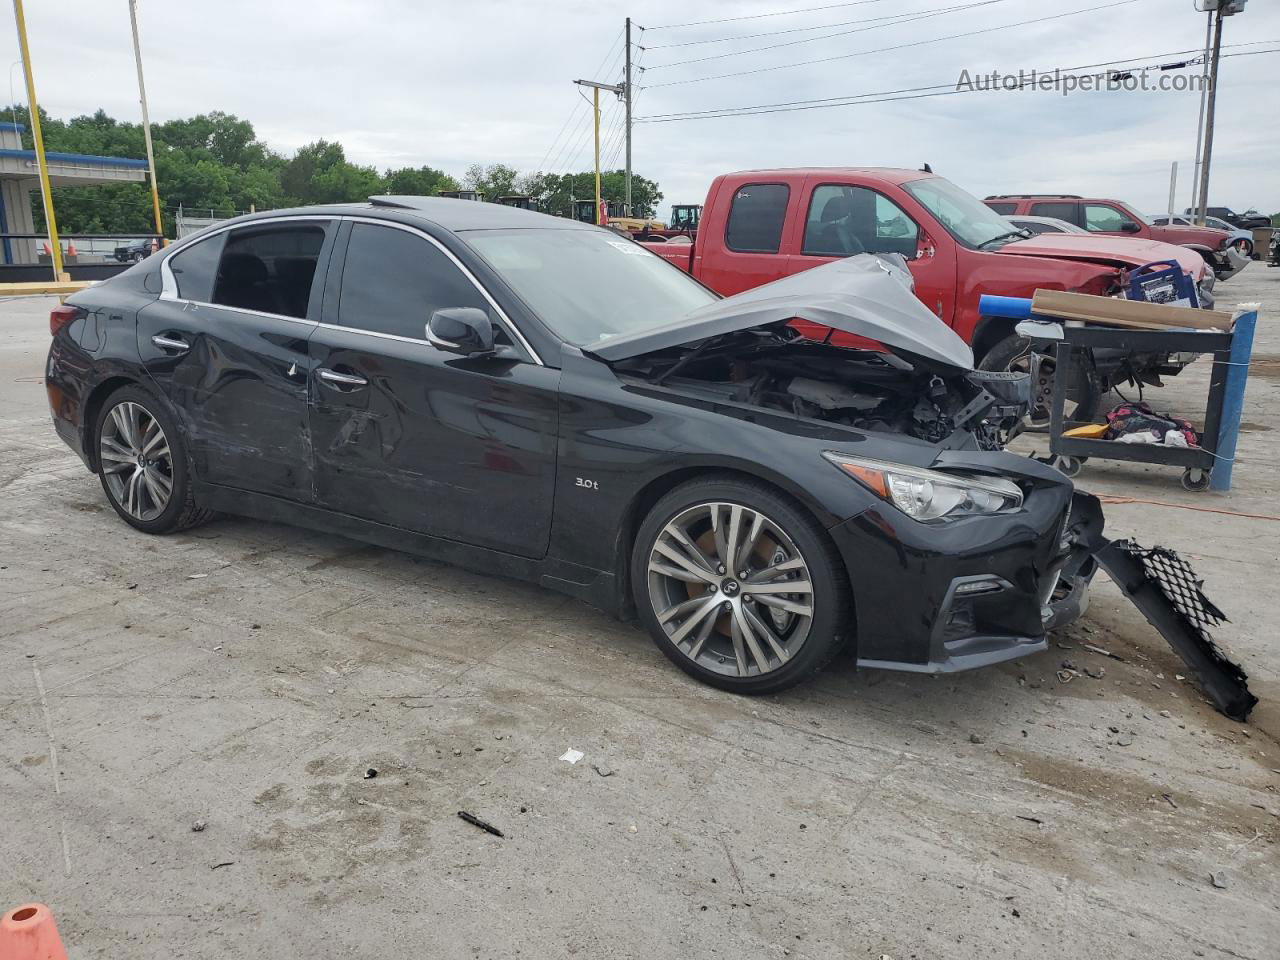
(167, 233, 225, 302)
(985, 201, 1017, 215)
(725, 183, 790, 254)
(211, 224, 328, 319)
(1029, 201, 1080, 224)
(802, 185, 919, 258)
(336, 223, 495, 341)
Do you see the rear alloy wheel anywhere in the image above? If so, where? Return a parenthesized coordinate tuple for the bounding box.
(632, 478, 850, 694)
(94, 385, 211, 534)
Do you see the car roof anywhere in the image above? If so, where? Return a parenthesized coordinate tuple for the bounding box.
(203, 196, 597, 233)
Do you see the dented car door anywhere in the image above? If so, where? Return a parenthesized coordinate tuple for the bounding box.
(306, 219, 559, 559)
(138, 217, 336, 502)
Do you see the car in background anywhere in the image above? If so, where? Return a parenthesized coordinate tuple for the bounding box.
(113, 239, 156, 263)
(985, 194, 1246, 280)
(1183, 206, 1272, 230)
(1152, 214, 1255, 258)
(1006, 215, 1087, 235)
(44, 197, 1107, 693)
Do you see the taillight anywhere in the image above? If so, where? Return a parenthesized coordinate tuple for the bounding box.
(49, 304, 80, 337)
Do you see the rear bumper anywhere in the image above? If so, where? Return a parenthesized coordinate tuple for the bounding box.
(832, 486, 1102, 674)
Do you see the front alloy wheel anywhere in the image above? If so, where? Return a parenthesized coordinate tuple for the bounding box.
(633, 478, 850, 694)
(99, 400, 173, 521)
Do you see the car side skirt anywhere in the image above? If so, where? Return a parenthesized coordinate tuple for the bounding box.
(194, 482, 624, 616)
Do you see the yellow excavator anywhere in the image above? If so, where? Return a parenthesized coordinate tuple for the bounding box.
(571, 199, 664, 235)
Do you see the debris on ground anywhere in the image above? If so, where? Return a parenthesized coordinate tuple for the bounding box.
(210, 861, 234, 870)
(1209, 871, 1229, 889)
(457, 810, 504, 838)
(1016, 815, 1043, 825)
(363, 768, 378, 779)
(560, 748, 585, 764)
(593, 762, 615, 777)
(191, 819, 207, 832)
(968, 734, 985, 744)
(1082, 643, 1126, 662)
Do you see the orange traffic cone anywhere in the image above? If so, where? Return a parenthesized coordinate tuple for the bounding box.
(41, 241, 51, 256)
(66, 241, 77, 257)
(0, 903, 69, 960)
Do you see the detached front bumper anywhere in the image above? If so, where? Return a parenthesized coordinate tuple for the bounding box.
(831, 485, 1103, 674)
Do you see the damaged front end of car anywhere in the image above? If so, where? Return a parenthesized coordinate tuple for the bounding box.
(593, 255, 1255, 718)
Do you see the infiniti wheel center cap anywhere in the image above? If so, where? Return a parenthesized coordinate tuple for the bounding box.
(721, 580, 740, 597)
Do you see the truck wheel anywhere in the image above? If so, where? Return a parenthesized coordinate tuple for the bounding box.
(979, 334, 1101, 429)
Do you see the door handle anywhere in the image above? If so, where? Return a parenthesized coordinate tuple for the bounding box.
(151, 334, 189, 352)
(317, 368, 369, 389)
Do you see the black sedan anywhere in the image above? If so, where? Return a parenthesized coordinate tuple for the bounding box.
(45, 198, 1099, 694)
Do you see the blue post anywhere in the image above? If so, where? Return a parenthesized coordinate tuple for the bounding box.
(977, 294, 1033, 319)
(1209, 309, 1257, 492)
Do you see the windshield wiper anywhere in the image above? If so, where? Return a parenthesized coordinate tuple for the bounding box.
(979, 230, 1029, 249)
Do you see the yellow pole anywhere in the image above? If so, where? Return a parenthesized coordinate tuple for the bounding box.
(128, 0, 164, 242)
(593, 87, 601, 226)
(11, 0, 64, 280)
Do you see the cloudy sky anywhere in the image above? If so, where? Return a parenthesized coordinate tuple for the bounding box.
(2, 0, 1277, 219)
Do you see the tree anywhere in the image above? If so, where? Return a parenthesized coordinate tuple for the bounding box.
(464, 163, 521, 200)
(280, 140, 382, 206)
(383, 165, 459, 196)
(522, 170, 663, 219)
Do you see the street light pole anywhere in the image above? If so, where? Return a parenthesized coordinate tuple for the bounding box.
(624, 16, 632, 214)
(1194, 6, 1225, 224)
(574, 78, 624, 227)
(11, 0, 63, 280)
(1194, 0, 1247, 224)
(1188, 9, 1212, 216)
(128, 0, 164, 242)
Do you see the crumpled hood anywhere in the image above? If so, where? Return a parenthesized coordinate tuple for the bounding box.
(998, 234, 1207, 278)
(589, 254, 974, 370)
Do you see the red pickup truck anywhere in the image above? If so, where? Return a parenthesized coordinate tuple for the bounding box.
(643, 169, 1214, 375)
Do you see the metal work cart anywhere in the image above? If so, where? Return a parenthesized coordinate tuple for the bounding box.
(979, 293, 1258, 492)
(1037, 324, 1233, 491)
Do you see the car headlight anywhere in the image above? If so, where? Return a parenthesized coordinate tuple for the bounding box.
(823, 452, 1023, 522)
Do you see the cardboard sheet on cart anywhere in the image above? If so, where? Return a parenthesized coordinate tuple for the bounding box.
(1031, 289, 1234, 332)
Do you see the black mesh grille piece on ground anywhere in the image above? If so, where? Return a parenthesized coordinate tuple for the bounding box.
(1095, 539, 1255, 722)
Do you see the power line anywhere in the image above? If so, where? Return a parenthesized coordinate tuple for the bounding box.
(645, 0, 1013, 70)
(644, 0, 1002, 49)
(635, 45, 1280, 123)
(637, 39, 1277, 119)
(643, 0, 1143, 88)
(644, 0, 897, 31)
(534, 27, 623, 173)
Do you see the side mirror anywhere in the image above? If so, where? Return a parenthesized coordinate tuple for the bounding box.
(1120, 220, 1141, 233)
(427, 307, 494, 356)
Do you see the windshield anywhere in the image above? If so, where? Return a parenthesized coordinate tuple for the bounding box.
(463, 228, 717, 346)
(903, 177, 1021, 248)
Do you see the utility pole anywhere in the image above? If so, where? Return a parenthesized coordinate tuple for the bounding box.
(128, 0, 165, 243)
(624, 16, 632, 214)
(574, 78, 623, 226)
(1189, 9, 1212, 215)
(1195, 1, 1247, 224)
(11, 0, 63, 280)
(1167, 161, 1178, 220)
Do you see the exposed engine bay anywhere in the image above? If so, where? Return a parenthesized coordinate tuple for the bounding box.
(612, 327, 1032, 452)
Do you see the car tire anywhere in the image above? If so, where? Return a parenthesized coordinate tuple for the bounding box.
(631, 476, 851, 695)
(979, 333, 1101, 428)
(131, 252, 145, 263)
(94, 384, 213, 535)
